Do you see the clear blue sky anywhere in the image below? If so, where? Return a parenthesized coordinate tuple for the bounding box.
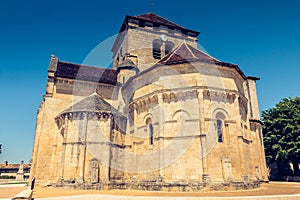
(0, 0, 299, 163)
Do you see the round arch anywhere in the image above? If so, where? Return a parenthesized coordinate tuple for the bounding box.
(172, 109, 190, 120)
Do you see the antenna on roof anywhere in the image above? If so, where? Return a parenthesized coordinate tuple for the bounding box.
(149, 0, 154, 12)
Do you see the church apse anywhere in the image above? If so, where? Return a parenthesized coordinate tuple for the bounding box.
(30, 13, 268, 191)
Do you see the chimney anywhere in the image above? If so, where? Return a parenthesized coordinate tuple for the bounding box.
(4, 161, 8, 166)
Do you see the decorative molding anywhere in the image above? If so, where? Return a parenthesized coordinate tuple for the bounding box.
(249, 118, 263, 125)
(225, 120, 236, 124)
(203, 89, 236, 103)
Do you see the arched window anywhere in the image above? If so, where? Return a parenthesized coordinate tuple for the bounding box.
(146, 118, 154, 145)
(215, 112, 225, 143)
(165, 41, 174, 55)
(152, 39, 162, 59)
(217, 119, 223, 142)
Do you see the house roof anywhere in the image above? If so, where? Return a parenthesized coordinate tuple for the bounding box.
(55, 61, 117, 85)
(118, 57, 137, 68)
(59, 93, 119, 115)
(0, 163, 30, 170)
(156, 43, 249, 79)
(135, 13, 184, 30)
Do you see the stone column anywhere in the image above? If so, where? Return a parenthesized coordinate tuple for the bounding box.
(78, 113, 88, 184)
(133, 105, 139, 178)
(107, 114, 113, 181)
(200, 134, 209, 182)
(237, 135, 245, 181)
(198, 89, 208, 181)
(253, 122, 268, 181)
(133, 105, 138, 137)
(59, 115, 69, 183)
(244, 78, 260, 120)
(158, 94, 164, 178)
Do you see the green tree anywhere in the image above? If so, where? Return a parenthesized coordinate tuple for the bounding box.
(262, 96, 300, 176)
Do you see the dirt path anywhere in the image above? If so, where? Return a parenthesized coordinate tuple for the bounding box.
(31, 182, 300, 198)
(0, 184, 27, 198)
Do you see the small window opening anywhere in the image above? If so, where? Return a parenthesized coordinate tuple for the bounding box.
(146, 118, 154, 145)
(217, 119, 223, 142)
(152, 39, 162, 59)
(165, 41, 174, 55)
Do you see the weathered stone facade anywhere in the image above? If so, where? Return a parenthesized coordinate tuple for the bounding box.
(30, 13, 268, 191)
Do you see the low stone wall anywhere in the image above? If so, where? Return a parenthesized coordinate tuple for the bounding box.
(55, 180, 261, 192)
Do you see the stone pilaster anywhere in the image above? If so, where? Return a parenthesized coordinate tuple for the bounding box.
(158, 94, 164, 177)
(78, 113, 88, 183)
(245, 78, 260, 120)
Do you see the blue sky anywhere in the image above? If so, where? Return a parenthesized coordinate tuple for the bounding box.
(0, 0, 299, 163)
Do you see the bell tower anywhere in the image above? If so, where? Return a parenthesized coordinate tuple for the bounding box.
(112, 13, 200, 72)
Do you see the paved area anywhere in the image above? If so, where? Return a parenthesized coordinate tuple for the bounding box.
(0, 182, 299, 200)
(36, 194, 300, 200)
(0, 183, 27, 199)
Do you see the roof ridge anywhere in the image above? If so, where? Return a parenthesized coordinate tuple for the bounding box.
(184, 42, 197, 58)
(186, 44, 220, 62)
(90, 91, 100, 96)
(135, 13, 184, 29)
(58, 60, 115, 71)
(162, 44, 182, 63)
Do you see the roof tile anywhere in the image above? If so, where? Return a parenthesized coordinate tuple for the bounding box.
(158, 43, 219, 65)
(55, 61, 117, 85)
(135, 13, 183, 29)
(156, 43, 247, 79)
(58, 93, 124, 118)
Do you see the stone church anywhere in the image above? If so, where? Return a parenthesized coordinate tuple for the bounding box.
(30, 13, 268, 190)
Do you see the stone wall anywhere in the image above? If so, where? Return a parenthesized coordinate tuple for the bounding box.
(113, 26, 197, 72)
(30, 14, 268, 190)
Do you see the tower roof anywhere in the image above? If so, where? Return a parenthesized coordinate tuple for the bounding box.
(59, 93, 119, 115)
(158, 43, 220, 65)
(118, 57, 137, 68)
(135, 13, 184, 30)
(112, 13, 200, 53)
(156, 43, 249, 80)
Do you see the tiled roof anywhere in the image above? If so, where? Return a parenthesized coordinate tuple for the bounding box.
(118, 57, 137, 68)
(55, 61, 117, 85)
(157, 43, 247, 79)
(158, 43, 220, 65)
(59, 93, 119, 115)
(135, 13, 183, 29)
(0, 164, 30, 170)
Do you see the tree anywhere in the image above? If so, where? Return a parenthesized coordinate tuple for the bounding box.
(262, 96, 300, 176)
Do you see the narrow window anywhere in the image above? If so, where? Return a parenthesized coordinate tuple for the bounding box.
(146, 118, 153, 145)
(120, 47, 123, 56)
(165, 41, 174, 55)
(149, 124, 153, 145)
(152, 39, 162, 59)
(217, 119, 223, 142)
